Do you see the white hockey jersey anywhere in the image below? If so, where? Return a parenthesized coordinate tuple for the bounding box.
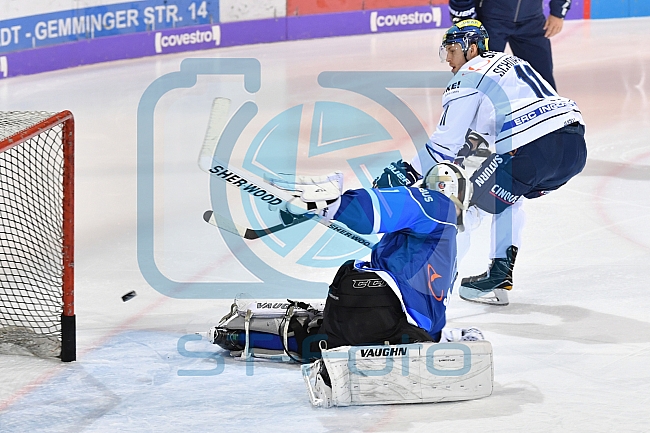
(417, 52, 584, 176)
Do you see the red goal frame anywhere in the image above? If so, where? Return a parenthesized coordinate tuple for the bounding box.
(0, 111, 75, 362)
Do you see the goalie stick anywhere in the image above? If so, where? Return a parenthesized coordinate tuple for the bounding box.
(198, 97, 376, 250)
(203, 209, 313, 240)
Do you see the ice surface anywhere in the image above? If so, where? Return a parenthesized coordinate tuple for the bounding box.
(1, 17, 650, 432)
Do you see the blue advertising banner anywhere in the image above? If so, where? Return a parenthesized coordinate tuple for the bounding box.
(0, 0, 219, 54)
(0, 3, 587, 80)
(287, 5, 449, 40)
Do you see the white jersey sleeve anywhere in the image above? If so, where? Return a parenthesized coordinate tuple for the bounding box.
(428, 84, 482, 158)
(414, 82, 483, 177)
(415, 52, 584, 175)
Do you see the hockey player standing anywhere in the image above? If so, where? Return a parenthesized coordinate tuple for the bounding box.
(375, 19, 586, 306)
(448, 0, 572, 89)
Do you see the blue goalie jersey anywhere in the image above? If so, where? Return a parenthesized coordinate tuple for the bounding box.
(333, 186, 458, 338)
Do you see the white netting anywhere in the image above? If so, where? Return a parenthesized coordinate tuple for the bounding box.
(0, 111, 55, 141)
(0, 111, 66, 358)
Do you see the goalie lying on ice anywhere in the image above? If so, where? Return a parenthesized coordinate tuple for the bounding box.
(209, 164, 493, 405)
(284, 163, 473, 344)
(299, 165, 492, 406)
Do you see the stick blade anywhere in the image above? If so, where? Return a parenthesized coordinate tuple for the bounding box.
(203, 210, 248, 238)
(203, 209, 316, 241)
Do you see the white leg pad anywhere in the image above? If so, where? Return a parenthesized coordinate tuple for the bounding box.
(302, 340, 493, 407)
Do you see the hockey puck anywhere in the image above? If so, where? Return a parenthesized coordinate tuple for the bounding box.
(122, 291, 137, 302)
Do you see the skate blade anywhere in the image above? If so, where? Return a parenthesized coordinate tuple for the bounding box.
(459, 287, 510, 306)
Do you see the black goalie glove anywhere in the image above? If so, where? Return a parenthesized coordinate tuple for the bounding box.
(373, 159, 422, 188)
(449, 0, 478, 23)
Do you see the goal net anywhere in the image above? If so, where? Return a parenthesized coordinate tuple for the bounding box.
(0, 111, 75, 362)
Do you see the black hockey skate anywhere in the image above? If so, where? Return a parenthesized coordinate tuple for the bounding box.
(458, 245, 518, 306)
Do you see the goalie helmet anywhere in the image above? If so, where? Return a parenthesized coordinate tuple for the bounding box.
(423, 162, 473, 229)
(439, 19, 489, 62)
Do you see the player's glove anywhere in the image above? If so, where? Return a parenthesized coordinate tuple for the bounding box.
(449, 0, 478, 23)
(373, 159, 422, 188)
(454, 129, 490, 167)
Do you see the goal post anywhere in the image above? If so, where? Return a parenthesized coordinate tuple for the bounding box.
(0, 111, 75, 362)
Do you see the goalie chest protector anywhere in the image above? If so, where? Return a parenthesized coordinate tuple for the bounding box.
(319, 261, 433, 348)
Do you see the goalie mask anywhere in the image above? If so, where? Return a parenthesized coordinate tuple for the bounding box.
(423, 162, 473, 229)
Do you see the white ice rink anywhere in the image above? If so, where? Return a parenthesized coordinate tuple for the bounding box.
(1, 17, 650, 432)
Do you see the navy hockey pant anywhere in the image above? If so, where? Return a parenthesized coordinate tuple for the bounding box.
(469, 123, 587, 214)
(480, 14, 556, 89)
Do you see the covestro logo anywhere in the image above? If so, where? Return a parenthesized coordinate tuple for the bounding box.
(370, 8, 441, 32)
(155, 25, 220, 53)
(0, 56, 7, 78)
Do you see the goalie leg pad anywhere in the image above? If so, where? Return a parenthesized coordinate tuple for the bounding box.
(303, 341, 494, 407)
(302, 360, 334, 408)
(208, 299, 326, 362)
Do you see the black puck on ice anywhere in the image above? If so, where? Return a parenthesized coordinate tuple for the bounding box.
(122, 291, 137, 302)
